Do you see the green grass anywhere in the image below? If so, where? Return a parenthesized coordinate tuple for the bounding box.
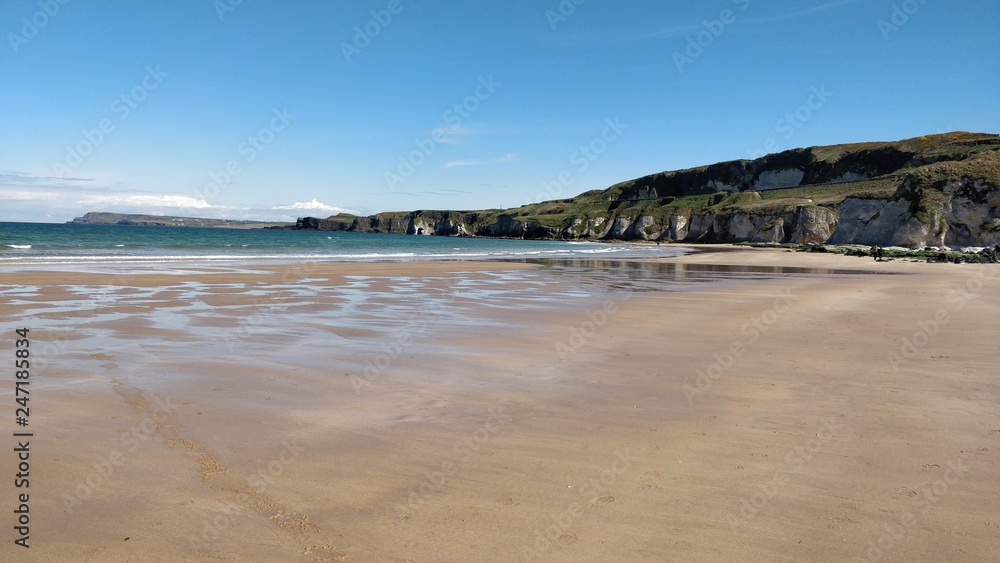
(334, 132, 1000, 238)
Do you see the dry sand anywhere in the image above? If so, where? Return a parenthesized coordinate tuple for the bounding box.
(1, 247, 998, 562)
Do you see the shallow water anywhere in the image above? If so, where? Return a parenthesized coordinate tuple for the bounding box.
(2, 258, 889, 393)
(0, 222, 688, 267)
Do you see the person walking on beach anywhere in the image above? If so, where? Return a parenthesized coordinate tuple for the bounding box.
(871, 244, 879, 261)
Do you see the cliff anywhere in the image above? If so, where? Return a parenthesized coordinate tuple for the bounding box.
(296, 131, 1000, 249)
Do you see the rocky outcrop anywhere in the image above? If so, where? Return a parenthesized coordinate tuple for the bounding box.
(826, 199, 938, 247)
(296, 190, 998, 248)
(942, 178, 1000, 248)
(293, 132, 1000, 249)
(790, 206, 839, 244)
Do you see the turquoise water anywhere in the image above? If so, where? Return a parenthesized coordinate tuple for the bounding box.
(0, 222, 684, 266)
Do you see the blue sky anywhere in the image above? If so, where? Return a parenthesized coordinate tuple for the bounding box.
(1, 0, 998, 223)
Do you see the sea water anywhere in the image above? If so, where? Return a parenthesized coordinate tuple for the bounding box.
(0, 222, 685, 267)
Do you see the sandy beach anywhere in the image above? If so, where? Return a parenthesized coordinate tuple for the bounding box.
(2, 247, 998, 562)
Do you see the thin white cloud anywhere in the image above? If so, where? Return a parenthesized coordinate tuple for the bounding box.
(624, 0, 874, 43)
(432, 124, 476, 145)
(645, 22, 711, 40)
(443, 153, 519, 169)
(91, 194, 214, 209)
(0, 171, 264, 222)
(443, 160, 480, 169)
(273, 199, 359, 215)
(0, 188, 213, 209)
(0, 171, 93, 185)
(745, 0, 872, 24)
(424, 189, 474, 196)
(0, 171, 359, 222)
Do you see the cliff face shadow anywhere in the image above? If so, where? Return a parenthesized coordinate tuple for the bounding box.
(521, 258, 893, 294)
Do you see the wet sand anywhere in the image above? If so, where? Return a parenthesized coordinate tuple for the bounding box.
(2, 247, 998, 562)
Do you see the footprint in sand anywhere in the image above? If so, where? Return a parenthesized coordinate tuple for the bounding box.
(558, 533, 577, 545)
(828, 515, 857, 530)
(110, 380, 345, 558)
(596, 495, 615, 503)
(640, 470, 662, 490)
(112, 380, 152, 409)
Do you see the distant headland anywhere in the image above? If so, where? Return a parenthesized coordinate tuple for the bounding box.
(68, 212, 290, 230)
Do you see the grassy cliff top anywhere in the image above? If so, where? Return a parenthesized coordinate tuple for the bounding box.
(338, 132, 999, 229)
(519, 131, 999, 222)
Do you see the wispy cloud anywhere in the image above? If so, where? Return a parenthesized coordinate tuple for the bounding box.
(0, 187, 214, 209)
(431, 124, 476, 145)
(745, 0, 872, 24)
(442, 160, 479, 169)
(620, 0, 874, 43)
(0, 171, 93, 186)
(443, 153, 519, 169)
(423, 189, 475, 196)
(272, 198, 359, 215)
(0, 171, 353, 222)
(645, 22, 711, 40)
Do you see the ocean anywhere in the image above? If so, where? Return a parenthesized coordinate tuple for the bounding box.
(0, 222, 684, 268)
